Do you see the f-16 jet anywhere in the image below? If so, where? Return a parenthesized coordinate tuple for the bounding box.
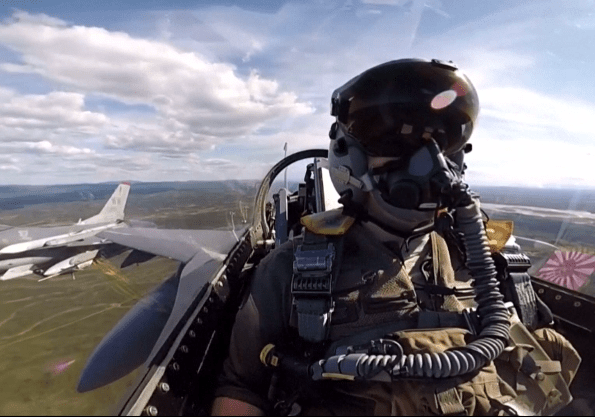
(0, 182, 130, 281)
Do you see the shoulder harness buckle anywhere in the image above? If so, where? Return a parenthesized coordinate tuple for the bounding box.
(494, 251, 553, 330)
(291, 230, 343, 343)
(292, 242, 335, 295)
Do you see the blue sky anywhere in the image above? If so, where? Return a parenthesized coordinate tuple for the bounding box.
(0, 0, 594, 187)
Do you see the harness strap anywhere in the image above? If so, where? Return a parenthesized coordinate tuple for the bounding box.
(291, 230, 343, 343)
(435, 388, 466, 415)
(294, 298, 333, 343)
(417, 310, 479, 333)
(293, 229, 474, 343)
(493, 252, 544, 330)
(327, 309, 479, 356)
(430, 232, 466, 313)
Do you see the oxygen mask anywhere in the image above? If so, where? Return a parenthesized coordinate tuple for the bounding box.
(371, 137, 465, 212)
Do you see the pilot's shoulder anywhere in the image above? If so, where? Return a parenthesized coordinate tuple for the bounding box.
(253, 240, 294, 284)
(300, 208, 356, 236)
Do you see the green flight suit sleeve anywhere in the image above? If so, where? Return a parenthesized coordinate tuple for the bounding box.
(214, 241, 295, 412)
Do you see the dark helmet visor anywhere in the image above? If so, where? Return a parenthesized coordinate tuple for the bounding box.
(343, 104, 472, 157)
(332, 59, 479, 157)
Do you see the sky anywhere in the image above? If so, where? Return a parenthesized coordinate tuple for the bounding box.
(0, 0, 593, 187)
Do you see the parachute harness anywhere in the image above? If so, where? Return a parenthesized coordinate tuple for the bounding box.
(262, 190, 511, 382)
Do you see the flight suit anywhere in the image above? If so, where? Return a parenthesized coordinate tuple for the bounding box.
(214, 211, 580, 415)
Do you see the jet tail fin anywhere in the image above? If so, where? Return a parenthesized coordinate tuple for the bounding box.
(80, 183, 130, 225)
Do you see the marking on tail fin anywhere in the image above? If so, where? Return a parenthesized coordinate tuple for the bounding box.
(80, 183, 131, 225)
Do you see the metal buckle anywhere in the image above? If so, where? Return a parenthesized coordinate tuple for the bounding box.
(500, 252, 532, 273)
(293, 243, 335, 273)
(292, 243, 335, 295)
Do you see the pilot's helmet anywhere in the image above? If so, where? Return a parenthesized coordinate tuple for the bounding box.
(328, 58, 479, 210)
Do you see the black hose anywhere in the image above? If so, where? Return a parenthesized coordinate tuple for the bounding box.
(387, 197, 509, 377)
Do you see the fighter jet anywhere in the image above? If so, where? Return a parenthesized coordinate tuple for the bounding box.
(0, 182, 130, 281)
(76, 152, 595, 416)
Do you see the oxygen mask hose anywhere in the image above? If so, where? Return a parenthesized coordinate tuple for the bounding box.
(390, 195, 509, 377)
(390, 195, 510, 377)
(453, 197, 510, 363)
(357, 152, 511, 377)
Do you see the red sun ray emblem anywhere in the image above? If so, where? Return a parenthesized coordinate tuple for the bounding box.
(537, 251, 595, 291)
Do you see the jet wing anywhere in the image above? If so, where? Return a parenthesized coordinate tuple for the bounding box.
(78, 226, 249, 393)
(96, 228, 244, 264)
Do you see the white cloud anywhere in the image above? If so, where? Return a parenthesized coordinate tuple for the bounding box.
(360, 0, 409, 5)
(0, 141, 95, 157)
(0, 165, 21, 172)
(479, 87, 595, 140)
(466, 131, 595, 189)
(0, 88, 107, 131)
(0, 155, 18, 164)
(0, 87, 108, 152)
(8, 10, 68, 27)
(25, 141, 95, 156)
(242, 40, 264, 62)
(572, 12, 595, 29)
(0, 2, 593, 188)
(360, 0, 449, 17)
(425, 0, 449, 18)
(0, 11, 313, 154)
(0, 154, 20, 172)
